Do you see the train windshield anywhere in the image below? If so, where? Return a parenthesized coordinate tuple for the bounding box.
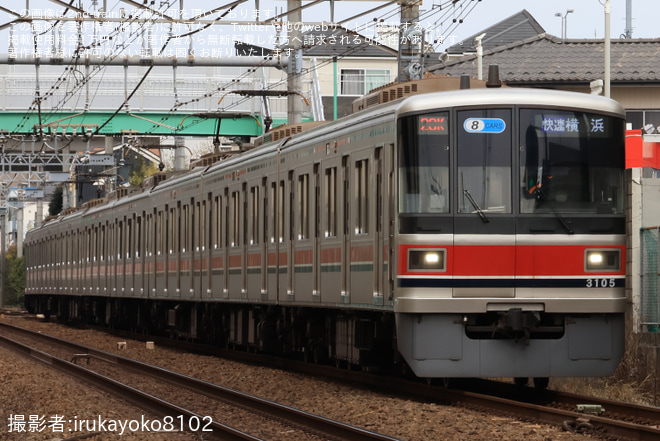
(398, 112, 450, 213)
(520, 109, 625, 214)
(457, 109, 512, 214)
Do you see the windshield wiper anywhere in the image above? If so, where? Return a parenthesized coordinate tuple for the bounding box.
(463, 189, 489, 223)
(534, 188, 574, 234)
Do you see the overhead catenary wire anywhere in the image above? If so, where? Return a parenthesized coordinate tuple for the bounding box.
(6, 0, 482, 140)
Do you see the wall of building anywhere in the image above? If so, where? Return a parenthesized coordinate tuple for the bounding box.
(642, 178, 660, 226)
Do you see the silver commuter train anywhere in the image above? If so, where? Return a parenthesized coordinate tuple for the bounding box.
(25, 81, 627, 385)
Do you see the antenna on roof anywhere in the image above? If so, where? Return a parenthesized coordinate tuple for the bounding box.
(624, 0, 633, 38)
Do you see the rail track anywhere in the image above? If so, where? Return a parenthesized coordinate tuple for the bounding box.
(0, 322, 401, 441)
(5, 318, 660, 440)
(88, 321, 660, 441)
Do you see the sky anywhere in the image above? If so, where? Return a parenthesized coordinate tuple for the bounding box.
(0, 0, 656, 57)
(425, 0, 657, 43)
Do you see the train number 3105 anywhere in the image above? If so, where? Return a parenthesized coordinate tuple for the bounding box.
(586, 278, 616, 288)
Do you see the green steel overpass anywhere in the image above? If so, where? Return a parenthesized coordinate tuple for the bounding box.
(0, 111, 264, 138)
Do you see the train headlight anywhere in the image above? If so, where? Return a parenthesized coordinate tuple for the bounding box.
(585, 249, 620, 272)
(408, 249, 446, 272)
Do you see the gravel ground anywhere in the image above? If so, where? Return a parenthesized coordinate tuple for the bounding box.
(0, 315, 602, 441)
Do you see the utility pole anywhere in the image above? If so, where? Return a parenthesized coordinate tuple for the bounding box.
(0, 208, 5, 308)
(604, 0, 611, 97)
(287, 0, 303, 125)
(398, 0, 423, 82)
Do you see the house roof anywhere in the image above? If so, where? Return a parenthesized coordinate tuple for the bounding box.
(446, 9, 545, 55)
(429, 34, 660, 84)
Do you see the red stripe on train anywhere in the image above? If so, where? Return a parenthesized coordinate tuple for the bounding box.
(398, 244, 626, 277)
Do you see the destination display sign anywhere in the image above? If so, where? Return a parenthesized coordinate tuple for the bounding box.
(541, 115, 608, 136)
(418, 115, 447, 134)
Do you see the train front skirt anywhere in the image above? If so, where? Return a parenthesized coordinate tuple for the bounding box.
(395, 312, 625, 378)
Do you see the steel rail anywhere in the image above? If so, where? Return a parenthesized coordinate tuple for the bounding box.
(0, 330, 262, 441)
(0, 322, 401, 441)
(78, 320, 660, 441)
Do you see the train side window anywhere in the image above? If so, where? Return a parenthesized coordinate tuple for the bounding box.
(136, 216, 142, 258)
(182, 203, 190, 253)
(214, 196, 222, 249)
(118, 221, 123, 260)
(298, 174, 309, 240)
(249, 186, 260, 245)
(355, 159, 369, 235)
(289, 172, 294, 242)
(108, 224, 114, 263)
(156, 211, 163, 255)
(242, 183, 248, 246)
(170, 206, 177, 254)
(224, 189, 230, 248)
(127, 218, 133, 259)
(194, 202, 200, 252)
(202, 198, 208, 251)
(82, 228, 87, 262)
(100, 226, 106, 261)
(92, 227, 96, 263)
(92, 227, 97, 262)
(269, 182, 276, 243)
(324, 167, 337, 238)
(231, 191, 240, 247)
(262, 178, 268, 246)
(278, 181, 285, 243)
(314, 164, 321, 240)
(144, 215, 150, 257)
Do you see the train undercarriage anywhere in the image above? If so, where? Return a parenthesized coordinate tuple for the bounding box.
(25, 294, 398, 371)
(25, 294, 623, 387)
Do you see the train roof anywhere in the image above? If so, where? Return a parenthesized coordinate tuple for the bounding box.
(396, 87, 626, 118)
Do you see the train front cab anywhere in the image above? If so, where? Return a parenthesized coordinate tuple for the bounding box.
(393, 91, 627, 380)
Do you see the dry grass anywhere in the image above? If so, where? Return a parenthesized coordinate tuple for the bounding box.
(552, 330, 660, 407)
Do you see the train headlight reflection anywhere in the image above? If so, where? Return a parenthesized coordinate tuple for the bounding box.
(408, 249, 446, 272)
(585, 249, 620, 271)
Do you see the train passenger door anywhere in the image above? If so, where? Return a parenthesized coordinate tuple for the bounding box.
(260, 178, 268, 301)
(155, 209, 165, 297)
(194, 199, 204, 300)
(373, 146, 387, 305)
(227, 186, 244, 300)
(286, 171, 294, 300)
(107, 224, 114, 297)
(313, 163, 321, 302)
(265, 179, 278, 301)
(223, 189, 230, 299)
(350, 152, 375, 306)
(242, 183, 248, 300)
(386, 143, 396, 302)
(319, 157, 342, 303)
(203, 195, 213, 300)
(118, 219, 126, 296)
(341, 155, 350, 302)
(246, 180, 266, 301)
